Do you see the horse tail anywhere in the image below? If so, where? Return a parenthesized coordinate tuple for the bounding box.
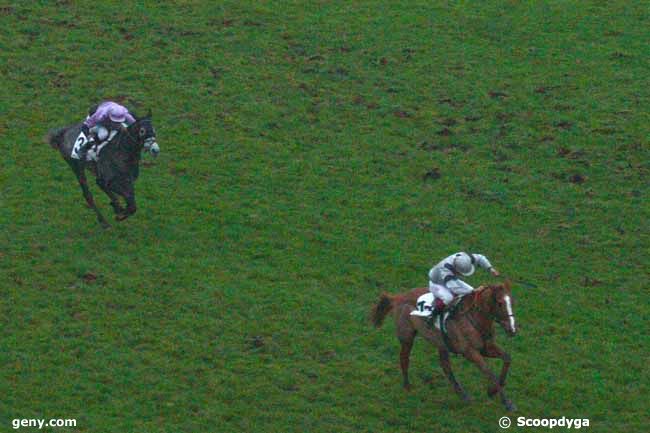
(371, 293, 397, 328)
(46, 127, 67, 149)
(371, 288, 427, 328)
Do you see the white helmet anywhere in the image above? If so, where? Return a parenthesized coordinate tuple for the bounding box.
(453, 253, 475, 276)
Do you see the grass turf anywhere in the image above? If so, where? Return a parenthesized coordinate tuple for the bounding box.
(1, 1, 648, 432)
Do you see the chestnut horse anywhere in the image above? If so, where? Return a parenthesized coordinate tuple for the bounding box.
(371, 281, 517, 411)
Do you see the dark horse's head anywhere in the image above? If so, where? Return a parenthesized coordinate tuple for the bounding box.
(128, 110, 159, 157)
(487, 280, 517, 337)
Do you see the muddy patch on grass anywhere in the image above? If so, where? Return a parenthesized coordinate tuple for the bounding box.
(422, 168, 441, 181)
(82, 272, 98, 283)
(436, 127, 452, 136)
(437, 117, 457, 127)
(489, 90, 508, 99)
(610, 51, 632, 60)
(351, 95, 379, 110)
(604, 30, 623, 37)
(319, 350, 337, 363)
(119, 27, 134, 40)
(557, 147, 590, 166)
(569, 173, 586, 184)
(592, 126, 621, 135)
(249, 335, 265, 349)
(555, 120, 573, 130)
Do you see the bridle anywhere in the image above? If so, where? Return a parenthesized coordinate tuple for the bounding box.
(123, 119, 156, 151)
(457, 286, 514, 340)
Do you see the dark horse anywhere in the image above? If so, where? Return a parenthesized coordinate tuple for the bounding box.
(371, 281, 517, 411)
(47, 112, 159, 228)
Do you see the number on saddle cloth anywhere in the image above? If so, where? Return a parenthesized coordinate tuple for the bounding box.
(71, 131, 89, 160)
(411, 293, 435, 317)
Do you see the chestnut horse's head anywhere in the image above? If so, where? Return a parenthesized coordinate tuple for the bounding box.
(489, 280, 517, 337)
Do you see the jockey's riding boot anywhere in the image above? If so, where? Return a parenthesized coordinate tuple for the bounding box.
(428, 298, 447, 327)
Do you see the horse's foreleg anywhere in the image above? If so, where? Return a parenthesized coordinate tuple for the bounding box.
(482, 342, 511, 397)
(123, 183, 136, 216)
(96, 178, 125, 215)
(463, 348, 515, 411)
(439, 348, 471, 401)
(113, 181, 136, 220)
(70, 162, 109, 229)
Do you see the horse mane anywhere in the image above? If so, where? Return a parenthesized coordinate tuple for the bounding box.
(459, 280, 511, 314)
(112, 122, 143, 154)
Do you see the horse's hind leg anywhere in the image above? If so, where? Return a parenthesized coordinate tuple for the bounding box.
(399, 338, 414, 390)
(439, 348, 471, 401)
(408, 318, 467, 398)
(396, 306, 416, 390)
(68, 161, 110, 229)
(482, 343, 512, 399)
(463, 348, 515, 411)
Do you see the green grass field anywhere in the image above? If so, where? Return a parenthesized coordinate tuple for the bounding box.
(1, 1, 648, 432)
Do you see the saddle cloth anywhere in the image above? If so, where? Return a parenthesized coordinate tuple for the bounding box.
(411, 292, 464, 330)
(71, 130, 117, 161)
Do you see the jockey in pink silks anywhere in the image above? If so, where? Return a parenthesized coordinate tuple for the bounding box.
(75, 101, 135, 161)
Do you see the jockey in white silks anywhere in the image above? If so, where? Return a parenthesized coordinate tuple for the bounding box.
(428, 252, 500, 318)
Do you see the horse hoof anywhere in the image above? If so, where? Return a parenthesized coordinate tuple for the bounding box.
(505, 401, 516, 412)
(115, 213, 128, 221)
(403, 383, 412, 392)
(488, 386, 498, 398)
(461, 393, 473, 402)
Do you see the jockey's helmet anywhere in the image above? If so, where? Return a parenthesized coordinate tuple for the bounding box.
(453, 253, 475, 276)
(108, 105, 128, 123)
